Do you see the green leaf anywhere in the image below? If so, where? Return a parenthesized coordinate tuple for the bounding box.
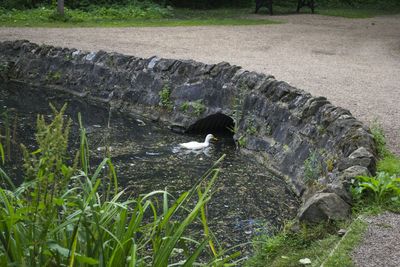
(48, 243, 70, 257)
(0, 143, 4, 164)
(182, 239, 208, 267)
(75, 255, 99, 265)
(54, 198, 64, 206)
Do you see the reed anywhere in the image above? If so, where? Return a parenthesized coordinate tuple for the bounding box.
(0, 104, 236, 266)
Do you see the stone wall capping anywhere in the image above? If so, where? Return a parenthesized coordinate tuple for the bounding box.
(0, 40, 378, 224)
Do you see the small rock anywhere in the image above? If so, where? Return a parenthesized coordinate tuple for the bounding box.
(322, 182, 352, 205)
(85, 52, 96, 61)
(339, 165, 371, 189)
(338, 229, 347, 237)
(72, 50, 80, 57)
(299, 258, 311, 265)
(136, 119, 146, 126)
(349, 147, 373, 159)
(299, 193, 351, 224)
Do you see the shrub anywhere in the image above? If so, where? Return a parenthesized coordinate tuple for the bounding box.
(353, 172, 400, 205)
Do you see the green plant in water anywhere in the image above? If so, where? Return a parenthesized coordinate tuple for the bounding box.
(159, 84, 173, 110)
(0, 142, 3, 165)
(0, 104, 238, 266)
(0, 109, 13, 163)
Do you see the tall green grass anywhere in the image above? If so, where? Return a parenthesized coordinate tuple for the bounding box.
(0, 104, 238, 266)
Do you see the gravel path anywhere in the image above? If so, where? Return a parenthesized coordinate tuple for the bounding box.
(1, 14, 399, 154)
(352, 212, 400, 267)
(1, 13, 400, 265)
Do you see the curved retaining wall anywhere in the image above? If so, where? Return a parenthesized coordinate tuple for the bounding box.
(0, 40, 377, 223)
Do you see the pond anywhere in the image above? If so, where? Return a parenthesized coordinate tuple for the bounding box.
(0, 82, 299, 256)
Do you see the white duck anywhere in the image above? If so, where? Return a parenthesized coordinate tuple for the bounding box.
(179, 134, 216, 150)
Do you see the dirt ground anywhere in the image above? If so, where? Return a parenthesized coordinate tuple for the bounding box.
(0, 14, 399, 155)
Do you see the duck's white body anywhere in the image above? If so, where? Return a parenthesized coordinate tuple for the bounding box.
(179, 134, 215, 150)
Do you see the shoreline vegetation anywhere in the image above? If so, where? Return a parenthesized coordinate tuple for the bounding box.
(247, 122, 400, 266)
(0, 105, 242, 266)
(0, 105, 399, 265)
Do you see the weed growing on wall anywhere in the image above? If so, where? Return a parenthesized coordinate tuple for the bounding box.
(159, 84, 173, 110)
(192, 99, 206, 116)
(303, 150, 322, 185)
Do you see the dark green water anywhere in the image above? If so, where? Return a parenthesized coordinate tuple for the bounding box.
(0, 82, 299, 256)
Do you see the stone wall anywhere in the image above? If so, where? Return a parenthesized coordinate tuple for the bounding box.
(0, 40, 377, 223)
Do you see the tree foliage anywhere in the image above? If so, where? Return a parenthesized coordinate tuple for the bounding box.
(1, 0, 399, 10)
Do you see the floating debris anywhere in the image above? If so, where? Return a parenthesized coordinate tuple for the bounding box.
(97, 146, 113, 152)
(145, 152, 161, 156)
(136, 119, 146, 126)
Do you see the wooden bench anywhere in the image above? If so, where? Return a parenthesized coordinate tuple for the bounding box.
(255, 0, 315, 15)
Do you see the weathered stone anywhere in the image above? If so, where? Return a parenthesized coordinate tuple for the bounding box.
(0, 40, 379, 222)
(299, 193, 351, 224)
(337, 157, 373, 171)
(339, 165, 371, 189)
(349, 147, 374, 159)
(322, 182, 352, 205)
(341, 165, 371, 180)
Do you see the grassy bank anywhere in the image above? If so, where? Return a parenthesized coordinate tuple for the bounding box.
(0, 6, 279, 27)
(317, 8, 400, 18)
(246, 122, 400, 266)
(1, 3, 399, 28)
